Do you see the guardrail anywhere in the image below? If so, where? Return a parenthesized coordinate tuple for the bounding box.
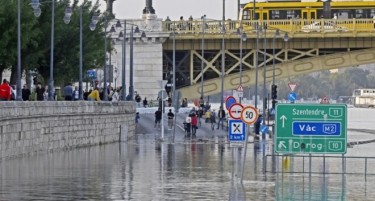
(265, 154, 375, 177)
(162, 19, 375, 35)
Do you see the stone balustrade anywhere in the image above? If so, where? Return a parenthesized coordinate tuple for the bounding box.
(0, 101, 136, 159)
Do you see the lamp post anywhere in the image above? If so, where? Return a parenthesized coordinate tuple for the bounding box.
(272, 30, 289, 86)
(200, 15, 206, 100)
(63, 6, 98, 100)
(237, 27, 247, 103)
(116, 19, 127, 101)
(16, 0, 22, 101)
(172, 23, 177, 142)
(220, 0, 225, 115)
(31, 0, 55, 100)
(113, 21, 146, 101)
(103, 25, 116, 101)
(262, 25, 267, 130)
(30, 0, 55, 100)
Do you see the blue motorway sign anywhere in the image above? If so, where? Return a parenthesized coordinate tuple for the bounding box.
(293, 122, 341, 136)
(86, 70, 97, 79)
(228, 119, 246, 147)
(288, 92, 297, 103)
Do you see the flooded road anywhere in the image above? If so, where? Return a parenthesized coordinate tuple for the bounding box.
(0, 108, 374, 200)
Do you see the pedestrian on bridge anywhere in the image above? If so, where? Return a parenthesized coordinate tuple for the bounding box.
(154, 108, 162, 128)
(167, 109, 174, 130)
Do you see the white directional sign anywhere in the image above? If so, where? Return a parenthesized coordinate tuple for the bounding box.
(229, 103, 243, 119)
(240, 105, 259, 125)
(228, 119, 246, 147)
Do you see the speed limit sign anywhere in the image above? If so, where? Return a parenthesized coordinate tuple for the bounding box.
(240, 105, 259, 125)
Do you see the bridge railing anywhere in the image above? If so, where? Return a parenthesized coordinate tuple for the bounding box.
(162, 19, 375, 35)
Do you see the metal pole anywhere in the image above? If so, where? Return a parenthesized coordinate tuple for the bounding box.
(200, 15, 205, 100)
(48, 0, 55, 101)
(263, 28, 267, 127)
(172, 26, 177, 142)
(254, 0, 258, 109)
(239, 28, 243, 104)
(220, 0, 225, 111)
(104, 24, 108, 101)
(161, 86, 165, 140)
(121, 20, 126, 101)
(16, 0, 22, 101)
(79, 7, 83, 100)
(272, 33, 276, 87)
(129, 25, 134, 101)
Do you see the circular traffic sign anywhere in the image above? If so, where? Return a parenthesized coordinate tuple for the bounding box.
(225, 96, 237, 110)
(228, 103, 244, 119)
(240, 105, 259, 125)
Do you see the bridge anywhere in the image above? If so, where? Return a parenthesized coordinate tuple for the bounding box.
(161, 19, 375, 100)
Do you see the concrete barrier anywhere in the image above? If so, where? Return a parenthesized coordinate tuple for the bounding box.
(0, 101, 136, 160)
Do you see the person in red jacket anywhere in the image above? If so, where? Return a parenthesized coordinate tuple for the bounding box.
(191, 113, 198, 136)
(0, 79, 11, 101)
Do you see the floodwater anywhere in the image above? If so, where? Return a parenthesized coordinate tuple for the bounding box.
(0, 108, 374, 200)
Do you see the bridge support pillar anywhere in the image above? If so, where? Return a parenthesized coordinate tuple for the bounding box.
(111, 13, 169, 100)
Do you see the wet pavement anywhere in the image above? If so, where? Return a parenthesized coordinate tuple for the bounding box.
(0, 108, 374, 200)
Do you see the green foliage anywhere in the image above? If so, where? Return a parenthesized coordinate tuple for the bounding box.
(0, 0, 108, 86)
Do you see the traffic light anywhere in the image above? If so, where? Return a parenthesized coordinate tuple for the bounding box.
(271, 84, 278, 100)
(272, 100, 278, 109)
(264, 97, 268, 109)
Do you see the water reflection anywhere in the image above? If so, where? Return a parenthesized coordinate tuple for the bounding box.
(0, 139, 373, 200)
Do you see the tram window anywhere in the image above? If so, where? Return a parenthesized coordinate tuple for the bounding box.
(356, 9, 364, 18)
(287, 10, 295, 19)
(371, 9, 375, 17)
(271, 10, 280, 19)
(255, 13, 260, 20)
(279, 10, 287, 19)
(243, 10, 250, 20)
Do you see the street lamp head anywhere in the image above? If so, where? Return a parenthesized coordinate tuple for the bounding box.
(91, 14, 99, 25)
(275, 29, 280, 38)
(109, 25, 116, 33)
(33, 7, 41, 17)
(30, 0, 40, 10)
(115, 19, 122, 30)
(118, 31, 124, 39)
(63, 16, 71, 24)
(241, 33, 247, 41)
(89, 22, 96, 31)
(134, 26, 140, 33)
(284, 33, 289, 42)
(141, 31, 146, 39)
(64, 6, 73, 19)
(201, 14, 206, 19)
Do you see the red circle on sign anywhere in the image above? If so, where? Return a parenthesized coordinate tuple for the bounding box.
(228, 103, 244, 119)
(241, 105, 259, 125)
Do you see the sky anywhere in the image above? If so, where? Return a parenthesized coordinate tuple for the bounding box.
(95, 0, 244, 21)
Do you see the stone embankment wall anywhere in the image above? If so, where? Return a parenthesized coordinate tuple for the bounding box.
(0, 101, 135, 159)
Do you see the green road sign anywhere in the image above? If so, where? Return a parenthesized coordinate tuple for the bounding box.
(275, 104, 347, 154)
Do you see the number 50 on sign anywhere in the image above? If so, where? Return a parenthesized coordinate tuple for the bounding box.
(240, 106, 259, 125)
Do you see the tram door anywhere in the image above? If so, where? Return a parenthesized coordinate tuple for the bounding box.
(302, 9, 317, 25)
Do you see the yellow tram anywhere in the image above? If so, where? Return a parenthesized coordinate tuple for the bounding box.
(240, 0, 375, 32)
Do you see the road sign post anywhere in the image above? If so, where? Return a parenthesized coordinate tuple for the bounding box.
(228, 119, 246, 147)
(275, 104, 347, 154)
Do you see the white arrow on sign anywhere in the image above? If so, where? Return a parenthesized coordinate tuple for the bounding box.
(278, 141, 287, 149)
(280, 115, 287, 128)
